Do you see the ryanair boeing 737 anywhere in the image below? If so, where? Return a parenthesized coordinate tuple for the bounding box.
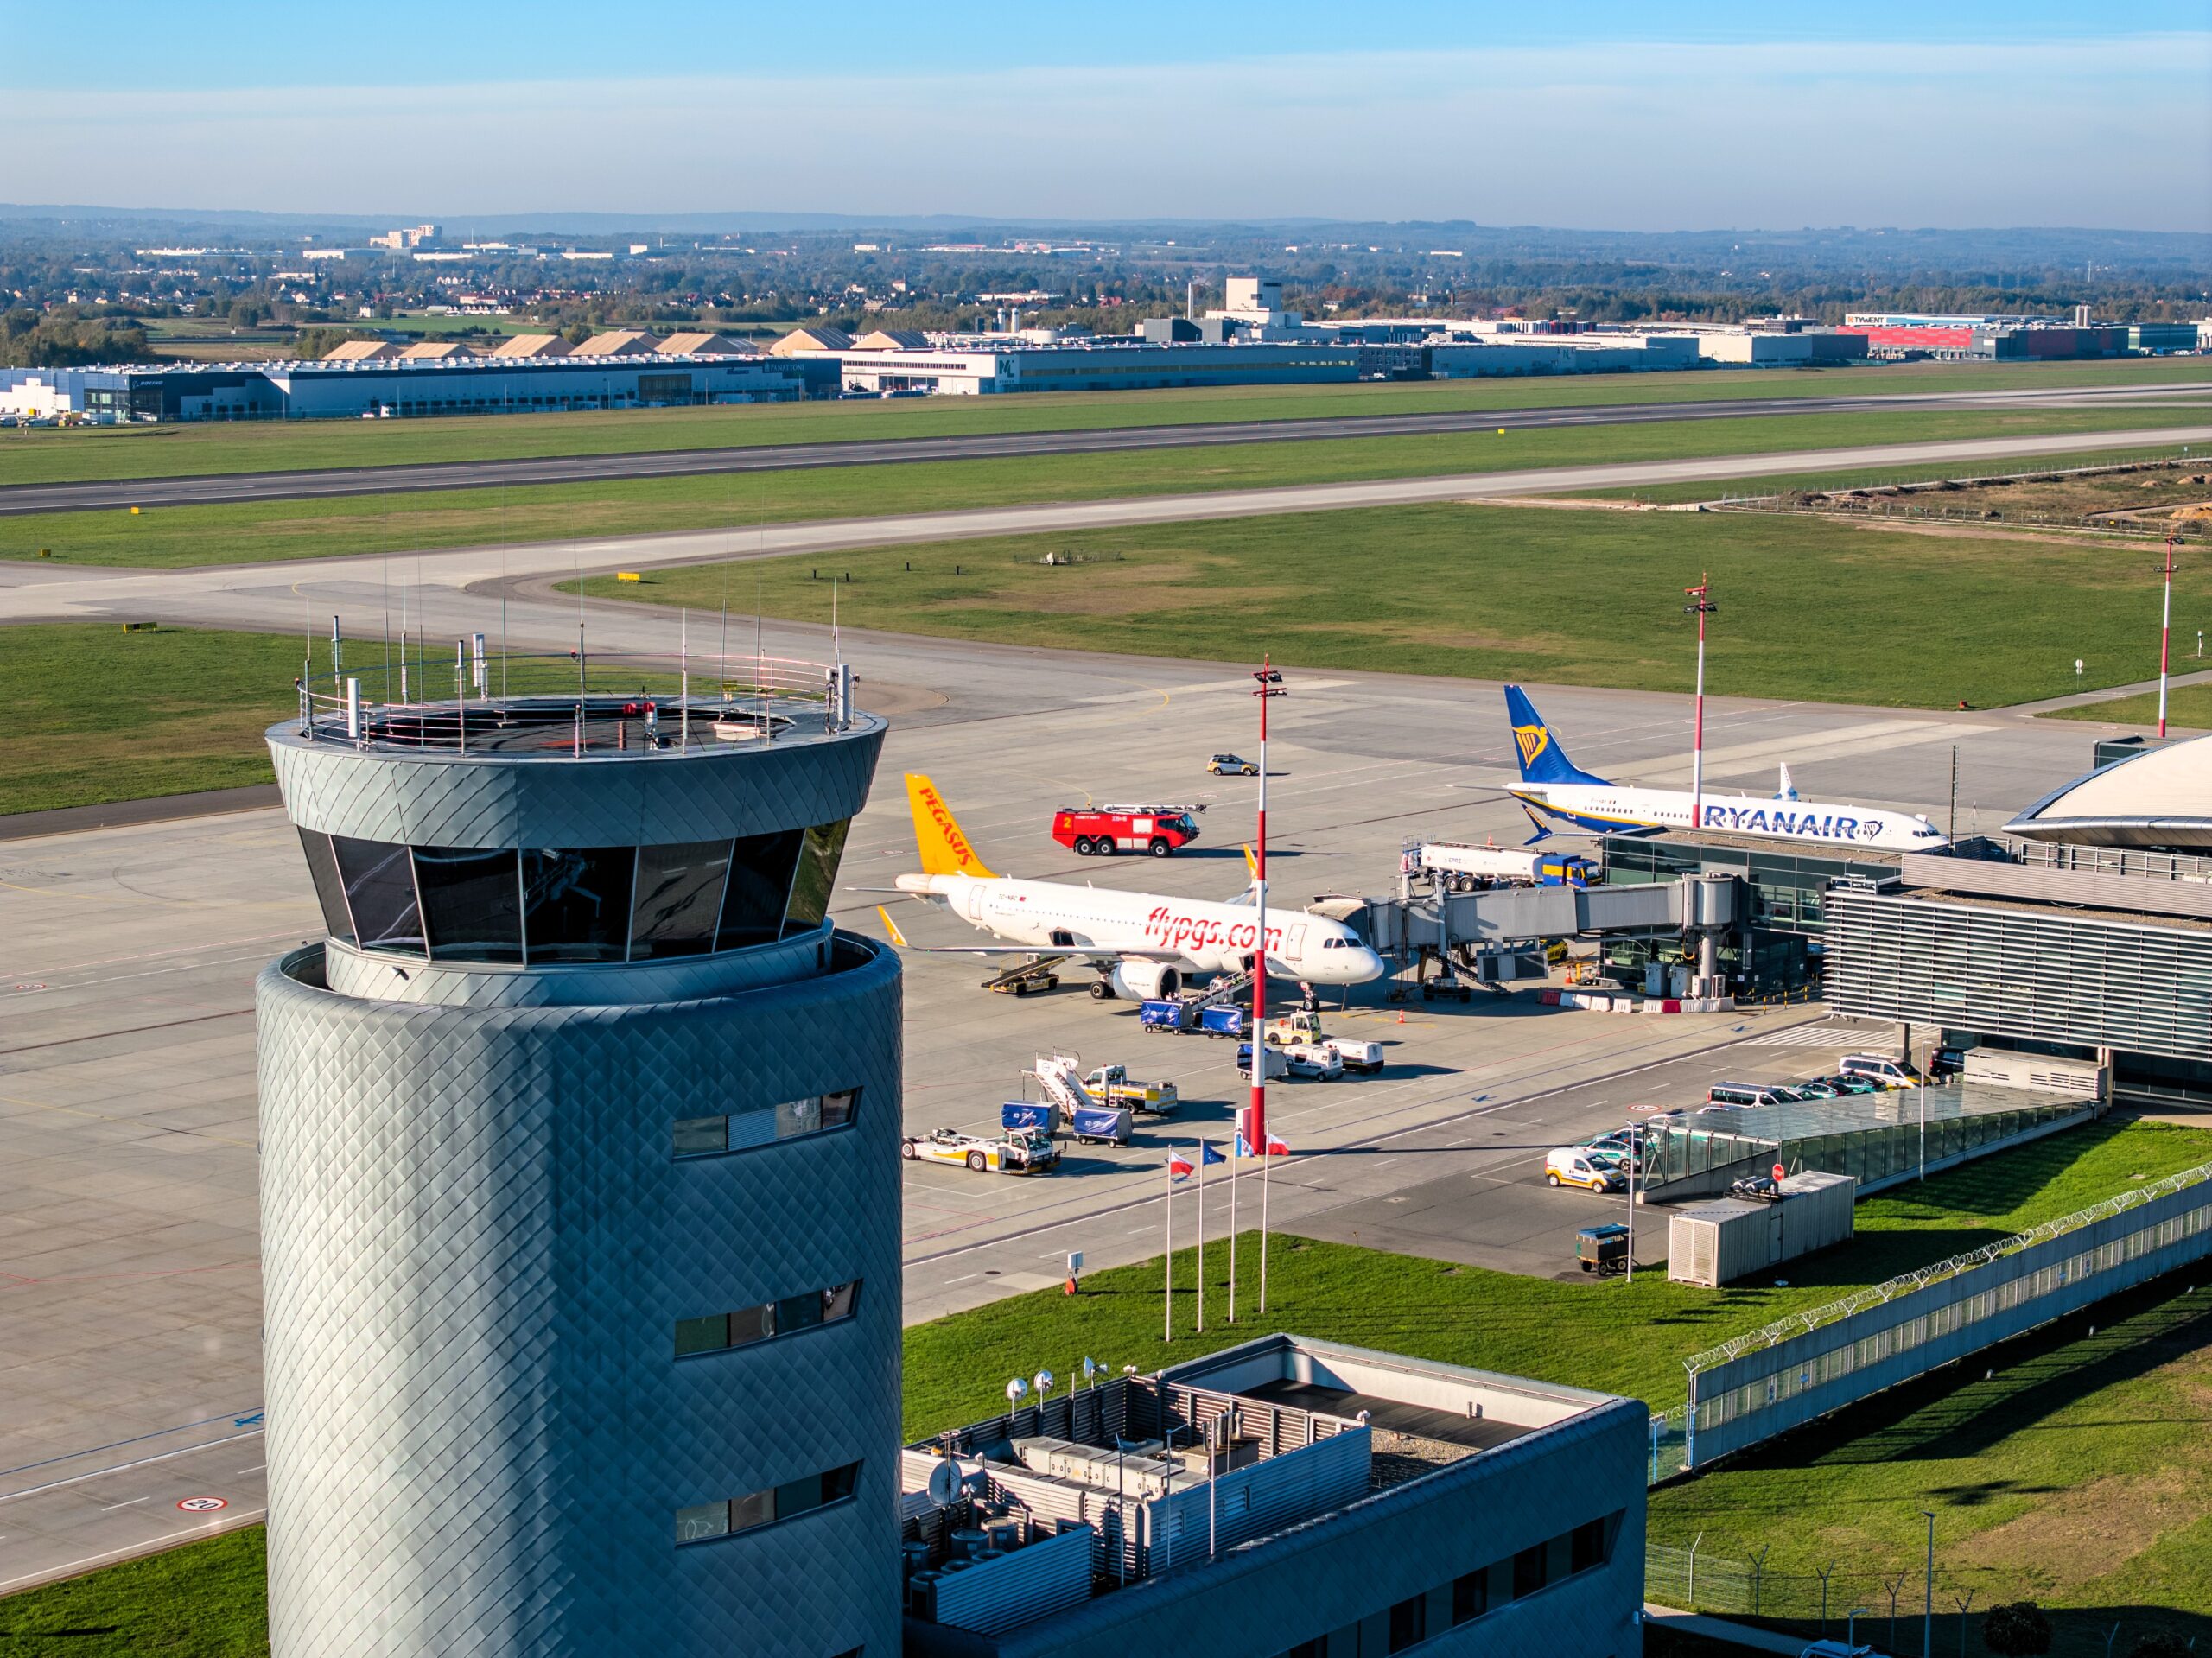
(1502, 686, 1948, 853)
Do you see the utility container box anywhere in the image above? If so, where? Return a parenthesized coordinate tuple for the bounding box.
(1669, 1171, 1857, 1286)
(1777, 1171, 1857, 1257)
(1961, 1046, 2107, 1097)
(1069, 1104, 1132, 1145)
(1199, 1005, 1247, 1039)
(1001, 1101, 1061, 1136)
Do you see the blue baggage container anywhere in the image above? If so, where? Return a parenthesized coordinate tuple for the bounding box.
(1199, 1005, 1246, 1038)
(1001, 1101, 1060, 1135)
(1139, 1000, 1187, 1032)
(1070, 1105, 1132, 1146)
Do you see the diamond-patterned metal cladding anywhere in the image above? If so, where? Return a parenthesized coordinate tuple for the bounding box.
(268, 715, 885, 850)
(257, 935, 903, 1657)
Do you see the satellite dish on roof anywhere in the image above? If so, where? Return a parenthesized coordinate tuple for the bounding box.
(927, 1458, 962, 1507)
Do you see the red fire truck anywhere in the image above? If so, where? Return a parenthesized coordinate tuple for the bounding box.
(1051, 804, 1205, 858)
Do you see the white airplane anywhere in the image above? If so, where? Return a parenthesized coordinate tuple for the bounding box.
(1502, 686, 1949, 854)
(883, 773, 1388, 1001)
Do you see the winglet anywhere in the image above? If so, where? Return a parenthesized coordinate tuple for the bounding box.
(905, 772, 996, 879)
(1243, 844, 1259, 879)
(877, 905, 910, 948)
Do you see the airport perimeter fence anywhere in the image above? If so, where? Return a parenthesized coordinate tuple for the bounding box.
(1658, 1159, 2212, 1473)
(1645, 1540, 1964, 1628)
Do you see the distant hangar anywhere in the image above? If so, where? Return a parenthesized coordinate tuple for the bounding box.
(2005, 736, 2212, 852)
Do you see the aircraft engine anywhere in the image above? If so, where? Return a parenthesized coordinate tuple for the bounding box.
(1107, 961, 1182, 1001)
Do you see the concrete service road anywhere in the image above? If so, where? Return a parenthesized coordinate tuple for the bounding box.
(3, 378, 2206, 517)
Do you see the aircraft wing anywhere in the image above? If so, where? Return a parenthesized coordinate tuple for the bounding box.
(876, 909, 1184, 962)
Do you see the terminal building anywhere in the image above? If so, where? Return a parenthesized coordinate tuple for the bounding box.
(254, 653, 900, 1655)
(899, 1334, 1647, 1658)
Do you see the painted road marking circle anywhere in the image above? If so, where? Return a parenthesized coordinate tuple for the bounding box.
(177, 1496, 227, 1513)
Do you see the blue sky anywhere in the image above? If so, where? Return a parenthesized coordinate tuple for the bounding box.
(6, 2, 2209, 230)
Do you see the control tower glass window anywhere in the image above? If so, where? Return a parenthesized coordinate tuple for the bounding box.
(717, 829, 804, 950)
(415, 847, 524, 963)
(296, 829, 357, 946)
(785, 819, 853, 933)
(332, 836, 425, 956)
(630, 841, 732, 960)
(523, 847, 637, 963)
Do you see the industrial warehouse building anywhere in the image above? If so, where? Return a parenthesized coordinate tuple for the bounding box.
(0, 348, 835, 422)
(899, 1335, 1647, 1658)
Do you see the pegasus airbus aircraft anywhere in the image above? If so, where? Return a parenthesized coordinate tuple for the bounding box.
(886, 774, 1386, 1000)
(1502, 687, 1948, 853)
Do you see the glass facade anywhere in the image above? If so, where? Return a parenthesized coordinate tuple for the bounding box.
(297, 829, 356, 947)
(671, 1089, 860, 1159)
(1602, 835, 1896, 938)
(296, 823, 854, 965)
(415, 846, 524, 963)
(332, 835, 424, 953)
(522, 847, 636, 963)
(674, 1280, 861, 1359)
(675, 1462, 861, 1547)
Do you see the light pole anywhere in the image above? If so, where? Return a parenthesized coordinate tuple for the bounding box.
(1251, 661, 1286, 1316)
(2158, 530, 2178, 739)
(1848, 1609, 1870, 1652)
(1625, 1116, 1638, 1283)
(1684, 578, 1718, 833)
(1921, 1509, 1936, 1658)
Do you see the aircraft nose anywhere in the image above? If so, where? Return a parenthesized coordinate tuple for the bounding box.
(1355, 947, 1386, 981)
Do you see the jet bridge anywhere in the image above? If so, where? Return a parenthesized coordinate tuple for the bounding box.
(1318, 872, 1740, 994)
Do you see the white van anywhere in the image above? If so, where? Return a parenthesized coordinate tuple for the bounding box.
(1707, 1082, 1794, 1109)
(1545, 1147, 1627, 1193)
(1838, 1054, 1917, 1089)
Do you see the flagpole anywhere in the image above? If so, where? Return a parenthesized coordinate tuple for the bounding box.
(1228, 1121, 1240, 1324)
(1165, 1153, 1173, 1344)
(1260, 1143, 1271, 1313)
(1196, 1141, 1207, 1336)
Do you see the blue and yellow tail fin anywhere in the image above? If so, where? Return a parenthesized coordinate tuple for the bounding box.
(1503, 687, 1608, 786)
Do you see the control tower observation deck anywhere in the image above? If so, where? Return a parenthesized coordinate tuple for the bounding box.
(254, 655, 901, 1657)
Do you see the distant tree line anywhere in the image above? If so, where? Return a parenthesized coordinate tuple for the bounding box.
(0, 308, 149, 368)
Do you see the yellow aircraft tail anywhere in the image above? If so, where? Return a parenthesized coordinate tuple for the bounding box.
(905, 772, 997, 880)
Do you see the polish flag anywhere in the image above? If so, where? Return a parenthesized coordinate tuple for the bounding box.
(1166, 1149, 1195, 1182)
(1235, 1108, 1291, 1156)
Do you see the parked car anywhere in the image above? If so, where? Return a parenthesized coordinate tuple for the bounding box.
(1807, 1073, 1881, 1096)
(1206, 753, 1259, 777)
(1791, 1078, 1841, 1100)
(1839, 1053, 1919, 1089)
(1545, 1147, 1626, 1193)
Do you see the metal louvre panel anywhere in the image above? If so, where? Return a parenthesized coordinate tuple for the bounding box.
(1827, 889, 2212, 1061)
(931, 1525, 1098, 1636)
(1150, 1426, 1372, 1575)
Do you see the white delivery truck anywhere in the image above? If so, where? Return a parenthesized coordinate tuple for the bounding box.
(1413, 842, 1601, 890)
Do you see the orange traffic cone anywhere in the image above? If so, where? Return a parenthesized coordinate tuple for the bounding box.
(1396, 1008, 1407, 1025)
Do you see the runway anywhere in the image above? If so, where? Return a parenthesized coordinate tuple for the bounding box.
(4, 376, 2205, 517)
(8, 423, 2212, 632)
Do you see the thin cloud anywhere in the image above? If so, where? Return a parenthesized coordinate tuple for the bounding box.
(10, 35, 2209, 230)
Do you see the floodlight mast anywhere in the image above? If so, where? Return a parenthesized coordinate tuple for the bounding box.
(1683, 578, 1717, 833)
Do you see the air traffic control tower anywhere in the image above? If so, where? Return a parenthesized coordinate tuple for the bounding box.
(254, 651, 899, 1656)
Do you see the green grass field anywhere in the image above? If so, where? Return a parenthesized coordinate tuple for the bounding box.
(5, 404, 2196, 572)
(1648, 1279, 2212, 1654)
(582, 498, 2212, 709)
(4, 358, 2202, 488)
(2044, 682, 2212, 728)
(0, 626, 305, 816)
(7, 1120, 2203, 1650)
(0, 1525, 266, 1655)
